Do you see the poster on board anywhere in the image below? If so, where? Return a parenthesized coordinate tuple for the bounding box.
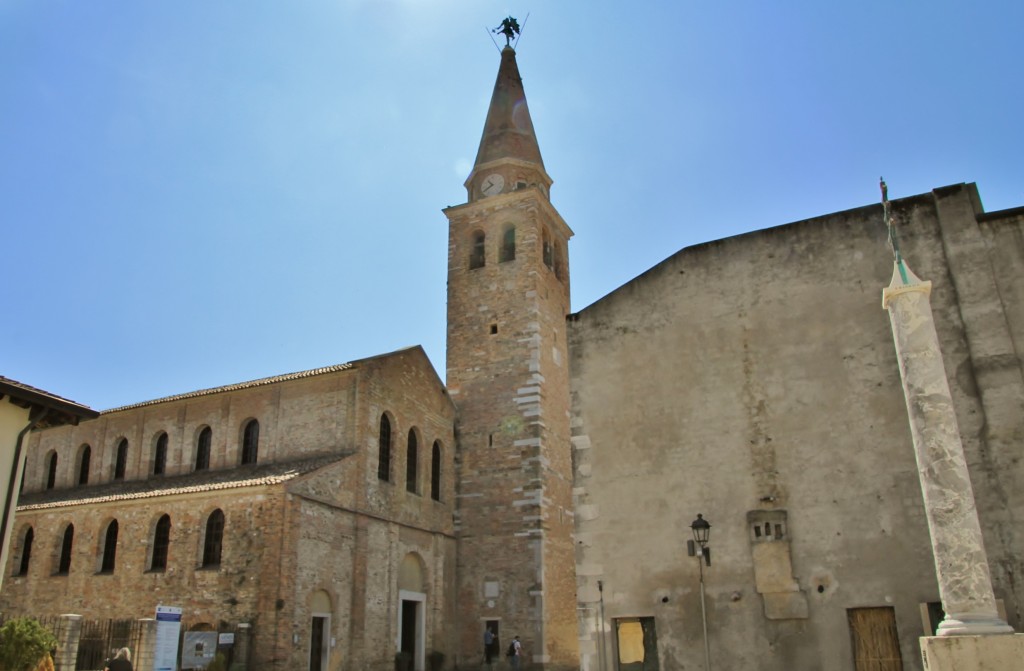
(154, 605, 182, 671)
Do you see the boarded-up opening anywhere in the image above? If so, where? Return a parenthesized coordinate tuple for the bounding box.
(848, 607, 903, 671)
(615, 617, 659, 671)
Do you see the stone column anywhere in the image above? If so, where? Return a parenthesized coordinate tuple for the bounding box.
(882, 263, 1013, 636)
(54, 614, 82, 671)
(134, 618, 157, 671)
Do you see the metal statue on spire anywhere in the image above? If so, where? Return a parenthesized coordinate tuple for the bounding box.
(494, 16, 521, 47)
(881, 177, 910, 285)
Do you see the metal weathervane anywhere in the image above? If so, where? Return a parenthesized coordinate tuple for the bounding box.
(881, 177, 910, 285)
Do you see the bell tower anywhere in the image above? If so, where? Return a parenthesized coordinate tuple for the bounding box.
(444, 44, 578, 670)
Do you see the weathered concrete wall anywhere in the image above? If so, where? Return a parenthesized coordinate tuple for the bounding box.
(569, 185, 1024, 671)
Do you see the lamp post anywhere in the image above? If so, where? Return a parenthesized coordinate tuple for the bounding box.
(688, 514, 711, 671)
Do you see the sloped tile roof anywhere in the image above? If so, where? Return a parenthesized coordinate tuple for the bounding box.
(103, 363, 356, 414)
(0, 376, 99, 427)
(17, 453, 353, 511)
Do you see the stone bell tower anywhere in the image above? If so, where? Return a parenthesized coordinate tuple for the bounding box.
(444, 44, 579, 670)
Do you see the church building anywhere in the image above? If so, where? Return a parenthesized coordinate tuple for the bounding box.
(3, 39, 1024, 671)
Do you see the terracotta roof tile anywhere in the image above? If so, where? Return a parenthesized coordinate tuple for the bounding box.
(102, 363, 356, 414)
(17, 453, 352, 511)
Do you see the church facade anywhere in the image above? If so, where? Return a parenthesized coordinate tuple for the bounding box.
(4, 43, 1024, 671)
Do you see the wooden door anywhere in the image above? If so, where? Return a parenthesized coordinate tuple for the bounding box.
(848, 607, 903, 671)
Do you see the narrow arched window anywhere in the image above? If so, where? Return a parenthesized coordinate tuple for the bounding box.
(57, 524, 74, 575)
(470, 231, 486, 269)
(77, 445, 91, 486)
(100, 520, 118, 573)
(431, 441, 442, 502)
(542, 229, 553, 269)
(153, 432, 168, 476)
(378, 415, 392, 482)
(151, 515, 171, 571)
(45, 452, 58, 490)
(114, 439, 128, 480)
(202, 509, 224, 567)
(16, 527, 33, 576)
(241, 420, 259, 465)
(406, 430, 418, 494)
(500, 226, 516, 262)
(195, 427, 212, 471)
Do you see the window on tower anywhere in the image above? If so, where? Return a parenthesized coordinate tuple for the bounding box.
(542, 229, 553, 269)
(378, 414, 392, 482)
(500, 226, 516, 262)
(470, 231, 486, 269)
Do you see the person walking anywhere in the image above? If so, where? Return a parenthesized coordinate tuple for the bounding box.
(104, 648, 133, 671)
(508, 635, 522, 670)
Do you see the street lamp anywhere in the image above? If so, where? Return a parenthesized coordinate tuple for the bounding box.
(687, 514, 712, 671)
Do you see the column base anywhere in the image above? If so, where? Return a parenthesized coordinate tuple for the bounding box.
(936, 612, 1015, 636)
(920, 633, 1024, 670)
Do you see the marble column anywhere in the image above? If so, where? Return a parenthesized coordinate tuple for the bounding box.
(882, 262, 1013, 636)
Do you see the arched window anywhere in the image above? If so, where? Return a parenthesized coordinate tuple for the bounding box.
(500, 225, 516, 262)
(77, 445, 91, 486)
(542, 228, 553, 269)
(45, 452, 58, 490)
(378, 415, 392, 482)
(470, 231, 486, 269)
(406, 430, 418, 494)
(114, 439, 128, 480)
(151, 515, 171, 571)
(202, 509, 224, 567)
(241, 420, 259, 465)
(15, 527, 33, 576)
(100, 520, 118, 573)
(195, 427, 212, 471)
(153, 432, 168, 476)
(57, 524, 74, 575)
(431, 441, 442, 501)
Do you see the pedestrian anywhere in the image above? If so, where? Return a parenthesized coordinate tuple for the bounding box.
(484, 626, 495, 665)
(508, 635, 521, 670)
(104, 647, 133, 671)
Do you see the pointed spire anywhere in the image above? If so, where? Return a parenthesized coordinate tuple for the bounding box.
(473, 46, 545, 170)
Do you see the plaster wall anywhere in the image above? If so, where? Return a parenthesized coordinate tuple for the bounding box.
(0, 400, 31, 586)
(569, 185, 1024, 671)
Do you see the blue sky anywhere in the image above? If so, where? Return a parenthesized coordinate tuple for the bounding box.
(4, 1, 1022, 410)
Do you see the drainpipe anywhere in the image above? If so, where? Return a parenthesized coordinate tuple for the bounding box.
(0, 406, 49, 557)
(597, 580, 606, 671)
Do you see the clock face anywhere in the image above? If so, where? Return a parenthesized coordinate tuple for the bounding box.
(481, 173, 505, 196)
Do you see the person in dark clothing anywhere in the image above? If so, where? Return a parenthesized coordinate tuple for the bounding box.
(104, 647, 133, 671)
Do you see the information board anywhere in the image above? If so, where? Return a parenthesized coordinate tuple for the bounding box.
(154, 605, 183, 671)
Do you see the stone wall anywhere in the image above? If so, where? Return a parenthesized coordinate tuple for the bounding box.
(568, 184, 1024, 671)
(4, 347, 458, 671)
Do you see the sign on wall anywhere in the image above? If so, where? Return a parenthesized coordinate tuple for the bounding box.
(154, 605, 183, 671)
(182, 631, 219, 670)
